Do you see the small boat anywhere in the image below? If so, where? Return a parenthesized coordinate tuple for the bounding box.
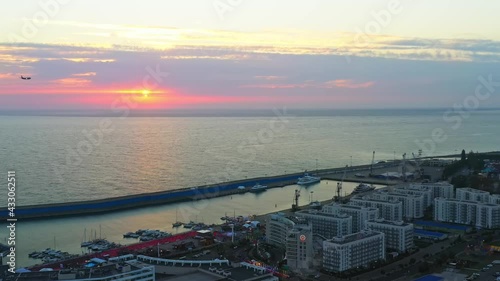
(352, 183, 375, 194)
(81, 241, 93, 247)
(173, 208, 182, 227)
(309, 201, 322, 209)
(297, 173, 321, 185)
(123, 232, 135, 238)
(250, 183, 267, 192)
(183, 221, 195, 228)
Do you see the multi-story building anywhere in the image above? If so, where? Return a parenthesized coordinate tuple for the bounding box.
(295, 210, 352, 239)
(434, 197, 500, 229)
(410, 182, 455, 199)
(266, 213, 295, 248)
(286, 222, 314, 272)
(366, 218, 414, 252)
(394, 185, 434, 207)
(323, 230, 385, 272)
(370, 190, 425, 219)
(322, 203, 379, 233)
(349, 196, 403, 221)
(490, 194, 500, 205)
(455, 187, 490, 203)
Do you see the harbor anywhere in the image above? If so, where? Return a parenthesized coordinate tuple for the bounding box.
(0, 161, 406, 220)
(3, 179, 386, 268)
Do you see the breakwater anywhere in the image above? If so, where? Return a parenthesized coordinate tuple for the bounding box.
(0, 162, 400, 220)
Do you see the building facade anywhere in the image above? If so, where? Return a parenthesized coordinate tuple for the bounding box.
(266, 213, 295, 248)
(349, 196, 403, 222)
(434, 197, 500, 229)
(410, 182, 455, 199)
(295, 210, 352, 239)
(370, 191, 425, 219)
(323, 230, 385, 272)
(322, 203, 379, 233)
(286, 222, 314, 272)
(366, 218, 414, 252)
(394, 185, 434, 207)
(455, 187, 490, 203)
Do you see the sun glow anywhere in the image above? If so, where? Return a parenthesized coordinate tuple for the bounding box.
(141, 89, 151, 97)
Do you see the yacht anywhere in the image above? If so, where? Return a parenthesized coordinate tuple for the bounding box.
(309, 201, 322, 209)
(352, 183, 375, 194)
(297, 173, 321, 185)
(250, 183, 267, 192)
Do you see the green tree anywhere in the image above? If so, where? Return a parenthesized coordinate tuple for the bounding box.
(461, 149, 466, 162)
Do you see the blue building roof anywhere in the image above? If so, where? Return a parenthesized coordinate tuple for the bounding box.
(414, 220, 469, 231)
(413, 275, 443, 281)
(414, 229, 447, 239)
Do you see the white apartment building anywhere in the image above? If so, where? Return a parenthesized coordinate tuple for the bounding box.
(394, 185, 434, 207)
(410, 182, 455, 199)
(286, 222, 314, 272)
(322, 203, 379, 233)
(370, 190, 425, 219)
(349, 197, 403, 222)
(266, 213, 295, 248)
(455, 187, 490, 203)
(323, 230, 385, 272)
(366, 218, 414, 252)
(295, 210, 352, 239)
(434, 197, 500, 229)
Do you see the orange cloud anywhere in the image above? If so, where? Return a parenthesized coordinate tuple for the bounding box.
(72, 72, 96, 77)
(52, 78, 92, 86)
(324, 79, 374, 89)
(254, 75, 286, 81)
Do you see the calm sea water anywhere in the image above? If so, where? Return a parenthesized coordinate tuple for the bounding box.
(0, 109, 498, 206)
(0, 109, 499, 267)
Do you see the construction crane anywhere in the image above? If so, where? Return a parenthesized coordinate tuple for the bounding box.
(336, 165, 348, 202)
(412, 152, 423, 179)
(369, 151, 375, 176)
(402, 153, 407, 182)
(292, 189, 300, 211)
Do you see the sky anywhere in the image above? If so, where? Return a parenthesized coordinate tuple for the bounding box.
(1, 0, 500, 111)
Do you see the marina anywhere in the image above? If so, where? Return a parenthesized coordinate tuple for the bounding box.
(7, 179, 385, 268)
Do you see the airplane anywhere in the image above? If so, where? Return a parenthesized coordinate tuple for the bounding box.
(20, 76, 31, 80)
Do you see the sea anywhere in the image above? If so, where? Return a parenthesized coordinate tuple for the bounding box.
(0, 108, 498, 267)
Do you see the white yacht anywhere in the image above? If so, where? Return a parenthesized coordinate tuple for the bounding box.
(297, 173, 321, 185)
(250, 183, 267, 192)
(352, 183, 375, 194)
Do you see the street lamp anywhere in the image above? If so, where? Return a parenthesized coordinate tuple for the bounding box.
(350, 156, 352, 167)
(310, 191, 314, 202)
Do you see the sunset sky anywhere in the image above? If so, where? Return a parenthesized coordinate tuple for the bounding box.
(1, 0, 500, 110)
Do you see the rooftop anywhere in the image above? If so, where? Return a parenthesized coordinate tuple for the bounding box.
(414, 229, 447, 239)
(367, 219, 412, 227)
(296, 210, 350, 219)
(456, 187, 490, 194)
(414, 220, 470, 231)
(326, 230, 383, 245)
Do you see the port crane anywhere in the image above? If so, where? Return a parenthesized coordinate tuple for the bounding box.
(369, 151, 375, 176)
(402, 153, 407, 182)
(335, 165, 348, 203)
(412, 152, 423, 179)
(292, 189, 300, 211)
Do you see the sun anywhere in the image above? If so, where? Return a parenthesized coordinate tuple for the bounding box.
(141, 89, 151, 97)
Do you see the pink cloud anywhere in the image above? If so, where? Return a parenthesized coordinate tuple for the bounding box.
(241, 79, 374, 89)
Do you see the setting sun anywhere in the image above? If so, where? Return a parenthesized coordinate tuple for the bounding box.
(141, 89, 151, 97)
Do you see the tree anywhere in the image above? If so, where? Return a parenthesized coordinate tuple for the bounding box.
(461, 149, 466, 162)
(409, 258, 416, 264)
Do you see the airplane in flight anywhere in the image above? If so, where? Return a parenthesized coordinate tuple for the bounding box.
(20, 76, 31, 80)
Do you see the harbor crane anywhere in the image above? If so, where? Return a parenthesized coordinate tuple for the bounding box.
(412, 152, 423, 179)
(292, 189, 300, 211)
(336, 165, 348, 203)
(369, 151, 375, 176)
(402, 153, 407, 182)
